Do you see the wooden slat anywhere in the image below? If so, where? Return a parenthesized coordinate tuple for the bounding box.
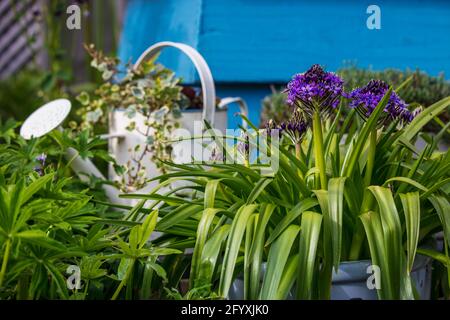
(0, 0, 42, 78)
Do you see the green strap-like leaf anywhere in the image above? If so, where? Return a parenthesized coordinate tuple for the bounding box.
(260, 224, 300, 299)
(204, 180, 220, 208)
(246, 178, 273, 204)
(400, 192, 420, 273)
(296, 211, 322, 299)
(368, 186, 403, 298)
(266, 198, 317, 246)
(219, 204, 258, 298)
(342, 87, 393, 177)
(402, 96, 450, 141)
(190, 208, 224, 288)
(248, 204, 276, 299)
(360, 211, 391, 299)
(197, 225, 230, 288)
(328, 177, 346, 271)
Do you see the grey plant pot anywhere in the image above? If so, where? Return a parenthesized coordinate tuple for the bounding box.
(228, 254, 432, 300)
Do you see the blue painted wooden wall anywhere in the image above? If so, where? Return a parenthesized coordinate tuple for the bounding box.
(118, 0, 450, 128)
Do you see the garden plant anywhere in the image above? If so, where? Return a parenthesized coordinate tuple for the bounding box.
(0, 59, 449, 300)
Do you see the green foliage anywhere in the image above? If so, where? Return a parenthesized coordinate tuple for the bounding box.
(75, 45, 185, 191)
(0, 131, 180, 300)
(128, 90, 450, 300)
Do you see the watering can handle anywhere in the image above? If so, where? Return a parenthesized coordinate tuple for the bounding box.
(218, 97, 249, 129)
(134, 41, 216, 127)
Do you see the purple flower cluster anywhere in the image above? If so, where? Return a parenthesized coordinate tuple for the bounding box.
(286, 64, 344, 116)
(34, 153, 47, 176)
(346, 80, 418, 124)
(237, 131, 250, 157)
(266, 109, 308, 144)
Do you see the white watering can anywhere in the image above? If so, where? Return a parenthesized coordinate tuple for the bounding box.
(20, 42, 248, 205)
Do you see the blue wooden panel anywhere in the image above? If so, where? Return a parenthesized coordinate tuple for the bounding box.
(198, 0, 450, 82)
(118, 0, 450, 127)
(119, 0, 450, 82)
(118, 0, 201, 82)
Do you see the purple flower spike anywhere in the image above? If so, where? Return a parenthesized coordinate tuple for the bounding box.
(346, 80, 416, 125)
(34, 153, 47, 176)
(36, 153, 47, 166)
(237, 131, 250, 157)
(277, 108, 309, 144)
(286, 64, 344, 117)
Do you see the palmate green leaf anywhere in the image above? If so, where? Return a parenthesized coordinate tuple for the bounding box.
(138, 210, 158, 249)
(118, 257, 133, 280)
(265, 198, 317, 246)
(400, 192, 420, 273)
(219, 204, 258, 298)
(341, 87, 393, 177)
(296, 211, 322, 299)
(16, 230, 66, 252)
(128, 226, 139, 251)
(145, 260, 167, 281)
(44, 262, 69, 299)
(190, 208, 224, 287)
(150, 247, 182, 256)
(22, 173, 54, 204)
(259, 224, 300, 300)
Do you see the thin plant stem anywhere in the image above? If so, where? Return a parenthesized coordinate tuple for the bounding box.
(111, 259, 135, 300)
(295, 142, 304, 180)
(83, 279, 90, 299)
(312, 111, 327, 189)
(364, 129, 377, 186)
(0, 238, 12, 287)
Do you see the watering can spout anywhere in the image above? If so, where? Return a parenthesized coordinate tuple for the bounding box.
(20, 99, 121, 203)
